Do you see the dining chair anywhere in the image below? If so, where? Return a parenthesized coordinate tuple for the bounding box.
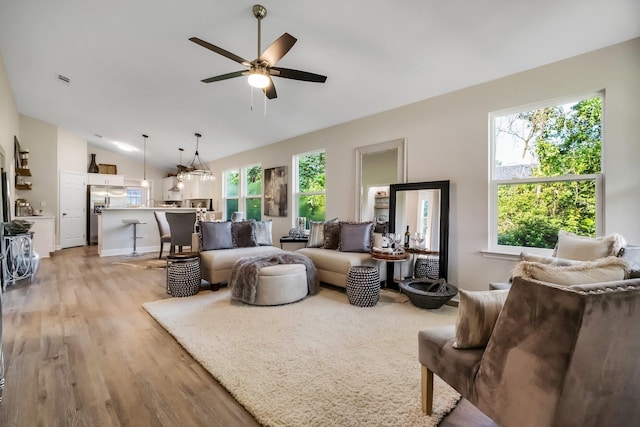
(153, 211, 172, 259)
(165, 211, 197, 254)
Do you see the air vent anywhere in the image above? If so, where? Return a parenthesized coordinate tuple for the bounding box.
(94, 133, 103, 138)
(57, 74, 70, 85)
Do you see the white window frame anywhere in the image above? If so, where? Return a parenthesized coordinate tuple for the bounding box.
(223, 165, 263, 221)
(487, 92, 604, 256)
(243, 163, 262, 221)
(223, 168, 239, 220)
(293, 149, 326, 227)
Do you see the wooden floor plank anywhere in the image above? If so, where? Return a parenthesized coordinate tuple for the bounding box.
(0, 245, 495, 426)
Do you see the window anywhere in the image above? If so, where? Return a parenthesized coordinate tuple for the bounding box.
(489, 94, 603, 253)
(294, 150, 326, 225)
(244, 164, 262, 221)
(224, 168, 239, 220)
(126, 187, 144, 207)
(223, 165, 262, 221)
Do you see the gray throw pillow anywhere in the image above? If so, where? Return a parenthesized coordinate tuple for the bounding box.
(232, 221, 258, 248)
(200, 221, 233, 250)
(254, 220, 273, 246)
(339, 222, 374, 253)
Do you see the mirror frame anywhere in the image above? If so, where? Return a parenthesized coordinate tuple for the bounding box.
(389, 180, 450, 281)
(355, 138, 407, 222)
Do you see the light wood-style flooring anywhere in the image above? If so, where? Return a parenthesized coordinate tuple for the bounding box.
(0, 246, 497, 426)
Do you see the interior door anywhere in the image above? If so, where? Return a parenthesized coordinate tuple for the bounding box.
(59, 171, 86, 248)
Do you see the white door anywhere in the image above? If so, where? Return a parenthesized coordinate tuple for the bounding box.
(60, 171, 86, 248)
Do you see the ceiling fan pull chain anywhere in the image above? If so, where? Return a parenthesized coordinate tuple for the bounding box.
(264, 92, 267, 116)
(250, 86, 254, 111)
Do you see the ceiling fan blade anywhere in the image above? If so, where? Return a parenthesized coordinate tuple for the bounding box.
(189, 37, 250, 65)
(262, 78, 277, 99)
(201, 70, 247, 83)
(259, 33, 297, 66)
(270, 67, 327, 83)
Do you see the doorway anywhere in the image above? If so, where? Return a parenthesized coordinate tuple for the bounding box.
(59, 171, 86, 248)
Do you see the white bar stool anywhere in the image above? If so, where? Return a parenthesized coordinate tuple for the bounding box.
(122, 219, 146, 256)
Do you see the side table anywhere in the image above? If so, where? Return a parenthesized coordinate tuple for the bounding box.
(371, 252, 411, 289)
(2, 232, 34, 291)
(279, 236, 308, 249)
(166, 252, 201, 297)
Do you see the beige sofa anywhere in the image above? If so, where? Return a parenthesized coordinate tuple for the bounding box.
(191, 233, 283, 285)
(296, 247, 378, 288)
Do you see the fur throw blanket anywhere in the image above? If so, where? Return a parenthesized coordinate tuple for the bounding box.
(229, 253, 319, 303)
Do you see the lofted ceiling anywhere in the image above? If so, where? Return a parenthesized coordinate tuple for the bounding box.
(0, 0, 639, 171)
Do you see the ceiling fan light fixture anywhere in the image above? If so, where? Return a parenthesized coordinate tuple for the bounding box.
(248, 70, 270, 88)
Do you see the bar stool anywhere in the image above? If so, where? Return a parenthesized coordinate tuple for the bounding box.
(122, 219, 146, 256)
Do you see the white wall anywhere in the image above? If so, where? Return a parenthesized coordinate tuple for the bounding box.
(209, 38, 640, 291)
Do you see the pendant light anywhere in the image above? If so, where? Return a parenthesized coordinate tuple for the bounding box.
(169, 148, 186, 192)
(184, 133, 215, 181)
(141, 134, 149, 187)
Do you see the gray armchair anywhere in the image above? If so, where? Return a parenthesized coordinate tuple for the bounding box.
(419, 276, 640, 427)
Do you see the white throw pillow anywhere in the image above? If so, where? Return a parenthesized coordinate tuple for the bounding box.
(554, 230, 626, 261)
(511, 256, 629, 286)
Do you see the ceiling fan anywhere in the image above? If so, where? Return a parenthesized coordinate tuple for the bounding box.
(189, 4, 327, 99)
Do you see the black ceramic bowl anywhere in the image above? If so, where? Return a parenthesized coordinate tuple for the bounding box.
(399, 278, 458, 309)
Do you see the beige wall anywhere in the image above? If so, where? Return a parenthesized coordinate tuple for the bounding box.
(0, 53, 19, 214)
(209, 38, 640, 291)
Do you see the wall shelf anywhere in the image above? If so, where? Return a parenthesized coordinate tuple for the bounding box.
(15, 168, 31, 177)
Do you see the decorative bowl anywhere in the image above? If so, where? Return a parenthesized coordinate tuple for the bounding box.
(399, 278, 458, 309)
(3, 219, 34, 235)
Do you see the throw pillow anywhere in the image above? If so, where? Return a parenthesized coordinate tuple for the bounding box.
(232, 221, 258, 248)
(519, 251, 582, 267)
(453, 289, 510, 349)
(254, 220, 273, 246)
(307, 220, 326, 248)
(200, 221, 233, 250)
(323, 222, 341, 250)
(338, 222, 374, 253)
(554, 230, 626, 261)
(511, 256, 629, 286)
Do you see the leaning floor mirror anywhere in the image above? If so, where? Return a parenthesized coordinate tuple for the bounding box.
(389, 180, 450, 281)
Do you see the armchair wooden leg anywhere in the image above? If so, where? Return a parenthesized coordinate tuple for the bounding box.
(421, 365, 434, 415)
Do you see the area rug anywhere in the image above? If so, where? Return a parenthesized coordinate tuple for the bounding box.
(113, 257, 166, 269)
(143, 287, 461, 427)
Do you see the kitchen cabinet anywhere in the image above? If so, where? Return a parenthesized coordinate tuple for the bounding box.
(15, 216, 55, 258)
(162, 177, 183, 201)
(374, 195, 389, 223)
(87, 173, 125, 186)
(181, 178, 214, 199)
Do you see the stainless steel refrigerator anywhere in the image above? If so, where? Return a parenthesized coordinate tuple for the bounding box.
(87, 185, 128, 244)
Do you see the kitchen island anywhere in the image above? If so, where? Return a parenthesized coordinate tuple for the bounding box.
(98, 207, 197, 257)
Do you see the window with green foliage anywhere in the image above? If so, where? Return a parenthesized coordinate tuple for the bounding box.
(294, 150, 326, 225)
(223, 165, 262, 221)
(490, 94, 603, 252)
(224, 169, 239, 221)
(245, 164, 262, 221)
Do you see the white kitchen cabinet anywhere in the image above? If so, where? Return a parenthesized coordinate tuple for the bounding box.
(181, 178, 214, 199)
(162, 177, 183, 201)
(87, 173, 125, 186)
(15, 216, 55, 258)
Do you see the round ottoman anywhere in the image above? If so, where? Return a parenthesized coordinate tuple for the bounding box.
(167, 252, 201, 297)
(252, 263, 308, 306)
(346, 266, 381, 307)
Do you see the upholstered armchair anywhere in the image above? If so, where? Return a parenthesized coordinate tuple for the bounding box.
(419, 276, 640, 427)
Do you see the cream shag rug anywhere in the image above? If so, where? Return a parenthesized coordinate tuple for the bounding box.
(143, 287, 461, 427)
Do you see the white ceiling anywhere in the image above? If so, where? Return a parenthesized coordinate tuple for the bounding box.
(1, 0, 639, 171)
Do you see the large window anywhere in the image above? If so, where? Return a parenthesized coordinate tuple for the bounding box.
(490, 94, 603, 253)
(223, 165, 262, 221)
(294, 150, 326, 225)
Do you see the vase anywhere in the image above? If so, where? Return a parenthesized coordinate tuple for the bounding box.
(88, 153, 99, 173)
